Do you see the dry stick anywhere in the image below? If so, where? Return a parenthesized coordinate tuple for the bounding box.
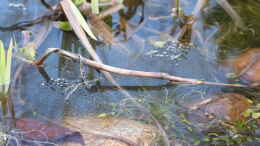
(35, 48, 248, 87)
(60, 0, 131, 96)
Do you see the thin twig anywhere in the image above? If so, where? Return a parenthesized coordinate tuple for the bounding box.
(34, 48, 248, 88)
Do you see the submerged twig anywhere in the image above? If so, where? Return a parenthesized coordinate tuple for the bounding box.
(34, 48, 248, 88)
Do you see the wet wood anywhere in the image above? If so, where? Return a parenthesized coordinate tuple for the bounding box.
(34, 48, 247, 88)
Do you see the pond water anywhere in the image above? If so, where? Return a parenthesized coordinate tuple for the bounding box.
(0, 0, 260, 145)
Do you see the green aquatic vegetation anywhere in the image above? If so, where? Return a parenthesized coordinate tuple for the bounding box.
(243, 104, 260, 120)
(58, 21, 73, 31)
(18, 45, 36, 61)
(205, 0, 260, 56)
(0, 39, 13, 94)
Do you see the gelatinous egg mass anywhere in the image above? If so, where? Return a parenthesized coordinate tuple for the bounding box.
(146, 40, 193, 62)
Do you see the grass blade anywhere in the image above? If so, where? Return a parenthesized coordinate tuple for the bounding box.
(67, 0, 97, 40)
(91, 0, 99, 14)
(5, 39, 13, 86)
(0, 40, 5, 85)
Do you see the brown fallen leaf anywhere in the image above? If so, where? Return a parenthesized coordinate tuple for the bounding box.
(14, 118, 84, 145)
(190, 93, 252, 121)
(62, 116, 159, 146)
(223, 48, 260, 86)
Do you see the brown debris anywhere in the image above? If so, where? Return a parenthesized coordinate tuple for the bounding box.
(62, 116, 159, 146)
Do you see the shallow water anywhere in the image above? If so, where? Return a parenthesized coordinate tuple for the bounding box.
(0, 0, 260, 145)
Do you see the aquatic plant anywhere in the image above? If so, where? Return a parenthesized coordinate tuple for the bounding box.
(0, 39, 13, 94)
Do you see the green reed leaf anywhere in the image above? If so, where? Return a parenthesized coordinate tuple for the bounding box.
(5, 39, 13, 85)
(68, 0, 97, 40)
(0, 40, 5, 85)
(91, 0, 99, 14)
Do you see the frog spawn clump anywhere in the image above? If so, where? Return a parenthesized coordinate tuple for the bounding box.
(41, 78, 96, 90)
(146, 41, 193, 63)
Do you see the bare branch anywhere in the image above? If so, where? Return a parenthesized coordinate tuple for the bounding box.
(34, 48, 248, 88)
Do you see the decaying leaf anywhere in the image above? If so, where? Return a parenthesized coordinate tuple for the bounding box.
(63, 116, 159, 146)
(189, 93, 252, 122)
(223, 48, 260, 86)
(14, 118, 84, 145)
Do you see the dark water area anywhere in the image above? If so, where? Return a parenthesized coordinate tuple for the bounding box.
(0, 0, 260, 145)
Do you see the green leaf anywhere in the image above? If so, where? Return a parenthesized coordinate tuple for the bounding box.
(5, 39, 13, 85)
(91, 0, 99, 14)
(68, 0, 97, 40)
(243, 109, 253, 118)
(252, 113, 260, 119)
(0, 40, 5, 85)
(0, 39, 13, 93)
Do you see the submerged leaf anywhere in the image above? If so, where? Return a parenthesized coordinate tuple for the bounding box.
(63, 116, 158, 146)
(225, 48, 260, 85)
(189, 93, 252, 122)
(15, 118, 84, 145)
